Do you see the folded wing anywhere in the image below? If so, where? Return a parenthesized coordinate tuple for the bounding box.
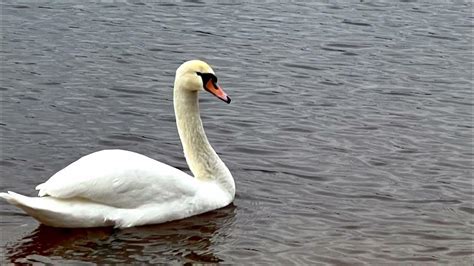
(36, 149, 198, 209)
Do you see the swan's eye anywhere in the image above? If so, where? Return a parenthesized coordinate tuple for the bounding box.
(196, 72, 218, 84)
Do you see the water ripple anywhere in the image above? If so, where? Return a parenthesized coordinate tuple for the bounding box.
(1, 0, 472, 265)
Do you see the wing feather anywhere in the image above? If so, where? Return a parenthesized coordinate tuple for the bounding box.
(36, 149, 198, 208)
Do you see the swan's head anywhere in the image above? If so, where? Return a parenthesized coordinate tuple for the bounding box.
(174, 60, 231, 104)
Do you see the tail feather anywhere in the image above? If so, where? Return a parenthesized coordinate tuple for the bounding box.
(0, 191, 65, 226)
(0, 191, 117, 228)
(0, 191, 17, 204)
(1, 191, 44, 209)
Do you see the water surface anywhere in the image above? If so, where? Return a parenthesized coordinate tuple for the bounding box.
(1, 0, 473, 264)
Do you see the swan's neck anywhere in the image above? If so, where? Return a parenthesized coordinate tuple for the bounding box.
(174, 89, 235, 197)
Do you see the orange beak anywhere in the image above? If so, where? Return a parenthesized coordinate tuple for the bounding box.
(204, 79, 231, 104)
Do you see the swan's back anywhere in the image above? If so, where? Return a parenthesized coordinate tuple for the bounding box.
(36, 149, 197, 209)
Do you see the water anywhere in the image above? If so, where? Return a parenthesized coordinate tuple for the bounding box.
(1, 0, 472, 264)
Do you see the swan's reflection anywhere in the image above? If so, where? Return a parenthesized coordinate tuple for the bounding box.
(6, 204, 236, 264)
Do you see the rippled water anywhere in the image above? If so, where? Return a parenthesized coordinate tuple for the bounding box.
(1, 0, 473, 264)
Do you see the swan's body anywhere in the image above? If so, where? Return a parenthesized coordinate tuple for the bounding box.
(0, 60, 235, 228)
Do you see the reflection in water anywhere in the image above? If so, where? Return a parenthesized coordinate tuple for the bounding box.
(6, 205, 236, 264)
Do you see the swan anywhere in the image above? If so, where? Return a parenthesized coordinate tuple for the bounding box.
(0, 60, 235, 228)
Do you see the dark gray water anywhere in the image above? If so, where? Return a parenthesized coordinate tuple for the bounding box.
(1, 0, 473, 264)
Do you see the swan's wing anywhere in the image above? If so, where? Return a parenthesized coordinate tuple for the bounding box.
(36, 149, 198, 209)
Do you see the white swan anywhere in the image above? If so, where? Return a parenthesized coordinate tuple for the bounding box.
(0, 60, 235, 228)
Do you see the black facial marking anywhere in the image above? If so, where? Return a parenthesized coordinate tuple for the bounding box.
(196, 72, 218, 85)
